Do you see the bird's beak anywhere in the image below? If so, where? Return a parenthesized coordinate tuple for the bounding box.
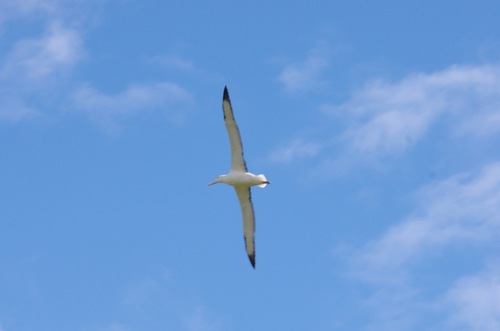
(208, 180, 218, 186)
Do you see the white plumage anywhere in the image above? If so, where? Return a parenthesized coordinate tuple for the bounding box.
(209, 86, 269, 268)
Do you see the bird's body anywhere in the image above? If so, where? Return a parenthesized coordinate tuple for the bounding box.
(212, 171, 269, 188)
(209, 86, 269, 268)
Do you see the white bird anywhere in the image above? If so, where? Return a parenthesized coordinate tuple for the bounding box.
(209, 86, 270, 268)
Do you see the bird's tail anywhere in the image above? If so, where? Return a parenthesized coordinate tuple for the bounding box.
(256, 174, 269, 188)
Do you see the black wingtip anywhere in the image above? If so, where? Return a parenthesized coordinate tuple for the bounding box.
(248, 254, 256, 269)
(223, 86, 230, 101)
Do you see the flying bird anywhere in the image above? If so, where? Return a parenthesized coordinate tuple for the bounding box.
(209, 86, 270, 268)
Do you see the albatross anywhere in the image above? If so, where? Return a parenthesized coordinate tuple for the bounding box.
(209, 86, 270, 268)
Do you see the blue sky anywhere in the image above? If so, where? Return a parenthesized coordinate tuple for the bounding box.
(1, 1, 500, 330)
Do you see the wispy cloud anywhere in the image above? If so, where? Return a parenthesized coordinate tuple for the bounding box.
(151, 55, 195, 72)
(0, 0, 92, 19)
(268, 138, 321, 163)
(321, 63, 500, 330)
(0, 0, 58, 21)
(0, 1, 86, 122)
(72, 82, 192, 130)
(114, 268, 225, 331)
(276, 64, 500, 179)
(456, 110, 500, 138)
(444, 262, 500, 331)
(121, 270, 171, 315)
(352, 162, 500, 281)
(278, 44, 330, 93)
(334, 64, 500, 156)
(181, 306, 225, 331)
(0, 93, 38, 122)
(339, 162, 500, 329)
(0, 1, 191, 128)
(1, 23, 83, 83)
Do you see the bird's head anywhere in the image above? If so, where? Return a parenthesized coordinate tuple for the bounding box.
(208, 175, 227, 186)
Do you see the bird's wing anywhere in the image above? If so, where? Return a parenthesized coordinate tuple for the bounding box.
(223, 86, 248, 172)
(234, 186, 256, 268)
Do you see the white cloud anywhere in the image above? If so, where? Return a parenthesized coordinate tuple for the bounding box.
(0, 93, 38, 122)
(0, 0, 87, 122)
(333, 64, 500, 156)
(444, 263, 500, 331)
(321, 61, 500, 328)
(338, 162, 500, 330)
(152, 55, 195, 72)
(72, 82, 192, 129)
(0, 0, 89, 28)
(0, 2, 190, 127)
(181, 306, 224, 331)
(114, 268, 225, 331)
(278, 44, 330, 93)
(0, 23, 83, 121)
(353, 162, 500, 281)
(269, 138, 321, 163)
(283, 63, 500, 181)
(277, 63, 500, 179)
(456, 111, 500, 138)
(0, 0, 57, 21)
(1, 23, 83, 83)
